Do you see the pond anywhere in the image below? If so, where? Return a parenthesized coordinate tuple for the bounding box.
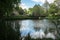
(20, 19, 56, 39)
(7, 19, 60, 40)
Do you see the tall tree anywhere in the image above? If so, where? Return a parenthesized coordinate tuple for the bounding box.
(31, 4, 44, 17)
(43, 0, 49, 15)
(43, 0, 49, 10)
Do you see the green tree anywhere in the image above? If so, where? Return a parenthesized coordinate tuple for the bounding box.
(32, 4, 41, 16)
(54, 0, 60, 16)
(28, 8, 33, 16)
(43, 0, 49, 10)
(30, 4, 45, 17)
(48, 3, 59, 19)
(55, 0, 60, 7)
(24, 9, 28, 15)
(0, 0, 21, 18)
(19, 7, 24, 15)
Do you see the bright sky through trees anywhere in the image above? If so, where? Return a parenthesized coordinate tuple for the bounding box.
(20, 0, 55, 9)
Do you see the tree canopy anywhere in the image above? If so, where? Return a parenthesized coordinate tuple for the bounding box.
(0, 0, 21, 18)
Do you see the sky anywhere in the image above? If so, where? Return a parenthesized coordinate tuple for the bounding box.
(20, 0, 55, 9)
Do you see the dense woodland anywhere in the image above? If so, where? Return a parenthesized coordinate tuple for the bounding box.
(0, 0, 60, 40)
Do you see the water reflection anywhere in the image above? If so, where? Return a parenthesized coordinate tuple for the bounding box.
(5, 20, 20, 40)
(19, 19, 56, 39)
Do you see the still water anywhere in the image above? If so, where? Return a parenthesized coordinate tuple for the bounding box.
(20, 19, 56, 39)
(8, 19, 60, 39)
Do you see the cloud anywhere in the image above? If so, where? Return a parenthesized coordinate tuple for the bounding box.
(19, 3, 28, 10)
(32, 0, 45, 3)
(32, 0, 55, 4)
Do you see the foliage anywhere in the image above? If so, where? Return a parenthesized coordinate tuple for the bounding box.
(23, 9, 29, 16)
(18, 7, 24, 15)
(0, 0, 21, 18)
(0, 0, 21, 40)
(47, 3, 59, 19)
(48, 3, 58, 14)
(28, 4, 45, 17)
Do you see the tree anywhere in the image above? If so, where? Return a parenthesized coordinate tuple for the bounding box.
(28, 8, 33, 16)
(24, 9, 28, 15)
(19, 7, 24, 15)
(43, 0, 49, 16)
(30, 4, 45, 17)
(49, 3, 58, 14)
(47, 3, 59, 19)
(54, 0, 60, 16)
(0, 0, 21, 18)
(33, 4, 41, 16)
(47, 0, 60, 19)
(0, 0, 21, 40)
(55, 0, 60, 8)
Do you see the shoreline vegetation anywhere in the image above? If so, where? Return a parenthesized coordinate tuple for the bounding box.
(4, 16, 60, 20)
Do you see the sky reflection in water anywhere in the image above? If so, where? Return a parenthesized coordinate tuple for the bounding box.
(20, 19, 56, 39)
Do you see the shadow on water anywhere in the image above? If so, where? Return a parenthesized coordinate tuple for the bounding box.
(0, 19, 20, 40)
